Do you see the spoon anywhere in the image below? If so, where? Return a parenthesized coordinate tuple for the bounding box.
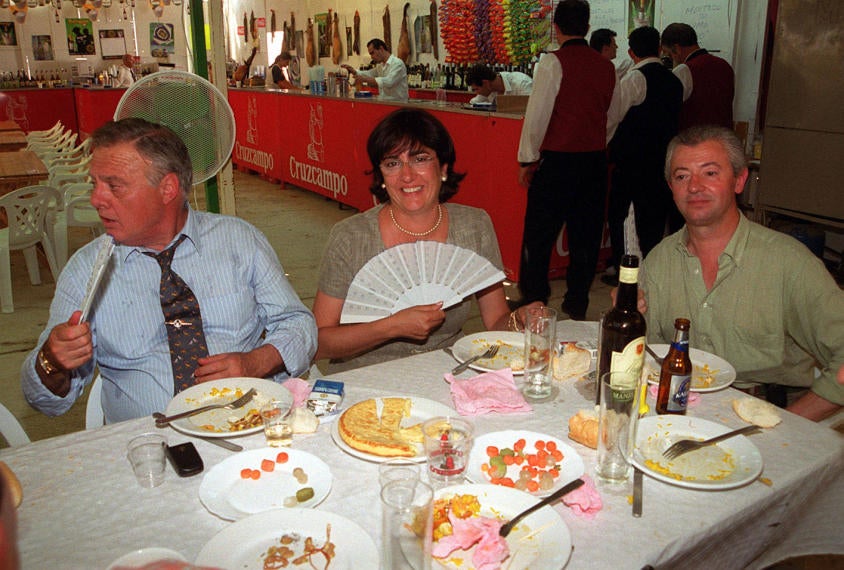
(499, 478, 584, 537)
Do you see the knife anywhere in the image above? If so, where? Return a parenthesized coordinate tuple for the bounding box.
(197, 436, 243, 452)
(633, 467, 643, 517)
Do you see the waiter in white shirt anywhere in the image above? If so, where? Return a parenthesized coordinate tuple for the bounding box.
(341, 38, 408, 101)
(114, 53, 136, 88)
(466, 63, 533, 106)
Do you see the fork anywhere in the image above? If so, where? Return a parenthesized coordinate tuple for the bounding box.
(451, 345, 499, 375)
(153, 387, 257, 427)
(662, 425, 759, 461)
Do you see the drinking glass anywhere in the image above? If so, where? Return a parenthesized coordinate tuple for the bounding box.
(422, 416, 473, 488)
(596, 371, 640, 483)
(381, 479, 433, 570)
(522, 306, 558, 401)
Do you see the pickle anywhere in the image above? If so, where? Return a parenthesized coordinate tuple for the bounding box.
(296, 487, 315, 502)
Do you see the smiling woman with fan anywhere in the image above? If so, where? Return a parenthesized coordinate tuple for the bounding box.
(312, 108, 542, 372)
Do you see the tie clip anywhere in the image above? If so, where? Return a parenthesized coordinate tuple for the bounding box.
(166, 319, 193, 329)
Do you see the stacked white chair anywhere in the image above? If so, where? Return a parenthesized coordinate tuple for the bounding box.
(48, 181, 103, 269)
(27, 129, 77, 159)
(0, 401, 30, 447)
(0, 185, 62, 313)
(24, 120, 64, 144)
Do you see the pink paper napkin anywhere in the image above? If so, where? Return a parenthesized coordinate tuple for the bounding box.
(647, 384, 701, 407)
(444, 369, 533, 416)
(282, 377, 311, 408)
(562, 475, 602, 518)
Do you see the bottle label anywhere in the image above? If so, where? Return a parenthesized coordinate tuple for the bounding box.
(664, 374, 691, 412)
(609, 336, 645, 390)
(619, 266, 639, 284)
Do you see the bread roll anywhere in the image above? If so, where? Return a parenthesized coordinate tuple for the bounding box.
(288, 406, 319, 434)
(0, 461, 22, 508)
(732, 397, 782, 428)
(568, 407, 599, 449)
(553, 343, 591, 380)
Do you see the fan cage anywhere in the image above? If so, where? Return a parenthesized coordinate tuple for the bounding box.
(114, 70, 235, 185)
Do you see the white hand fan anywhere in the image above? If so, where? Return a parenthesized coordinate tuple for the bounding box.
(340, 241, 506, 324)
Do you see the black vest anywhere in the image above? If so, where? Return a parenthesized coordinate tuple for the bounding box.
(610, 62, 683, 165)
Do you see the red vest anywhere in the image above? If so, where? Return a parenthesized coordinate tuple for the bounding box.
(541, 40, 616, 153)
(680, 49, 735, 130)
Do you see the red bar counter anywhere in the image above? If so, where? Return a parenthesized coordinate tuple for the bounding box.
(0, 88, 78, 133)
(73, 87, 125, 139)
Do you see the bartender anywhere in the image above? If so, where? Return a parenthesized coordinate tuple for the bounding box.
(466, 63, 533, 105)
(341, 38, 408, 101)
(114, 54, 136, 88)
(269, 51, 304, 91)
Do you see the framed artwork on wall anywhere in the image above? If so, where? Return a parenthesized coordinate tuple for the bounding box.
(99, 29, 126, 59)
(66, 18, 96, 55)
(32, 35, 54, 60)
(150, 22, 174, 57)
(315, 12, 329, 58)
(0, 22, 18, 47)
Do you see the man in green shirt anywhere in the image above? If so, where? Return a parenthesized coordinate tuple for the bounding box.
(642, 125, 843, 422)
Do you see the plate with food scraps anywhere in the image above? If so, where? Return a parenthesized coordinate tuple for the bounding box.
(331, 396, 457, 463)
(451, 331, 527, 374)
(465, 430, 585, 497)
(162, 377, 293, 438)
(199, 448, 332, 521)
(431, 483, 571, 570)
(195, 508, 378, 569)
(630, 415, 763, 491)
(644, 345, 736, 392)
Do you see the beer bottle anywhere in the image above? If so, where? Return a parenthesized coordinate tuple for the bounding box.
(596, 254, 647, 403)
(656, 318, 692, 415)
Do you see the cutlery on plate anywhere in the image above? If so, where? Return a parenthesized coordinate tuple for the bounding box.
(153, 387, 257, 427)
(645, 344, 664, 366)
(632, 467, 643, 517)
(499, 478, 584, 537)
(451, 344, 499, 375)
(662, 425, 760, 461)
(197, 436, 243, 452)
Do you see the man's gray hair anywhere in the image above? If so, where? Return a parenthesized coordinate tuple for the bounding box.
(665, 125, 747, 181)
(90, 117, 193, 198)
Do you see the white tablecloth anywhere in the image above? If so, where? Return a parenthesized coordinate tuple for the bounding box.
(2, 322, 842, 569)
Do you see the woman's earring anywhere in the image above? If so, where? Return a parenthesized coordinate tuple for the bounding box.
(381, 183, 386, 189)
(441, 175, 447, 182)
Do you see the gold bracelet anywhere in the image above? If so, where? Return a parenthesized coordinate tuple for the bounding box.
(508, 310, 521, 332)
(37, 348, 60, 375)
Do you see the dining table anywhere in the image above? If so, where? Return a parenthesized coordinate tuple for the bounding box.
(0, 131, 27, 152)
(0, 121, 21, 132)
(1, 321, 842, 569)
(0, 150, 48, 196)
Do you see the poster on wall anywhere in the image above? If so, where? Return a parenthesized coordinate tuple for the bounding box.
(0, 22, 17, 47)
(315, 12, 329, 58)
(32, 35, 54, 60)
(150, 23, 175, 57)
(628, 0, 656, 33)
(99, 29, 126, 59)
(66, 18, 96, 55)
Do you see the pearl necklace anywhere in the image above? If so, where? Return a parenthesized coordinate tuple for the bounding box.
(389, 205, 443, 237)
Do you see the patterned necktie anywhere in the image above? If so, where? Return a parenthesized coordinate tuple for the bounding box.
(145, 235, 209, 394)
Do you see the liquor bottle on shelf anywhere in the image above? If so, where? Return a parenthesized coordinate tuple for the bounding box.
(595, 254, 647, 403)
(656, 319, 692, 415)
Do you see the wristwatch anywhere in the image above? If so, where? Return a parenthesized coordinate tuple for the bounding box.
(37, 348, 60, 375)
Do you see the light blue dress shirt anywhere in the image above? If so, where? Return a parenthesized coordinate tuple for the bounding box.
(22, 208, 317, 423)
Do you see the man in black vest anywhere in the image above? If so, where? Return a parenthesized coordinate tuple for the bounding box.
(603, 25, 682, 284)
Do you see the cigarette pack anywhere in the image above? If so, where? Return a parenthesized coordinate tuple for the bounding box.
(307, 379, 345, 421)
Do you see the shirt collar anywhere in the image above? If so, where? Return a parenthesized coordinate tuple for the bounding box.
(673, 211, 750, 267)
(632, 56, 662, 70)
(119, 206, 199, 262)
(685, 48, 709, 63)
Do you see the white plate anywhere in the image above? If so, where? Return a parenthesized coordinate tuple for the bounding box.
(433, 483, 571, 570)
(331, 396, 457, 463)
(163, 377, 293, 438)
(465, 430, 585, 497)
(644, 344, 737, 392)
(195, 508, 379, 570)
(451, 332, 526, 375)
(199, 448, 332, 520)
(106, 547, 185, 569)
(630, 415, 763, 491)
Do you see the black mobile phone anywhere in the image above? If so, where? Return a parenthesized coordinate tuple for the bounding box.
(165, 442, 204, 477)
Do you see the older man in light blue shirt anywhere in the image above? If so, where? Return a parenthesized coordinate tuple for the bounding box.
(22, 118, 317, 423)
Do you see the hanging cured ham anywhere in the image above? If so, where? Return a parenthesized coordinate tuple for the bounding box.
(270, 10, 276, 40)
(243, 12, 248, 45)
(306, 18, 316, 65)
(353, 10, 360, 55)
(430, 1, 439, 60)
(332, 11, 342, 64)
(397, 3, 411, 63)
(383, 5, 392, 51)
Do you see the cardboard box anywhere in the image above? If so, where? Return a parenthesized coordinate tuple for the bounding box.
(495, 95, 530, 114)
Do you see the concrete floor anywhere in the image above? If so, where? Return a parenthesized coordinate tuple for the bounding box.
(0, 169, 615, 444)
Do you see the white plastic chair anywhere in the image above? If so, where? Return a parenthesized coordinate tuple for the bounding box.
(47, 154, 91, 191)
(27, 129, 77, 159)
(85, 374, 104, 429)
(48, 182, 103, 270)
(0, 401, 30, 447)
(0, 185, 62, 313)
(43, 138, 91, 170)
(25, 120, 64, 144)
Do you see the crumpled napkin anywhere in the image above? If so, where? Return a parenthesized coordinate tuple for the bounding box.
(282, 377, 311, 408)
(562, 475, 602, 518)
(444, 369, 532, 415)
(648, 384, 701, 407)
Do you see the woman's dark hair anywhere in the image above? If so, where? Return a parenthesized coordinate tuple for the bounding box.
(366, 108, 466, 203)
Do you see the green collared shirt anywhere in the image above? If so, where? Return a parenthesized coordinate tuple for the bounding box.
(642, 214, 844, 405)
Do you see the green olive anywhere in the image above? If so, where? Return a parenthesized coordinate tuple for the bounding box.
(296, 487, 315, 502)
